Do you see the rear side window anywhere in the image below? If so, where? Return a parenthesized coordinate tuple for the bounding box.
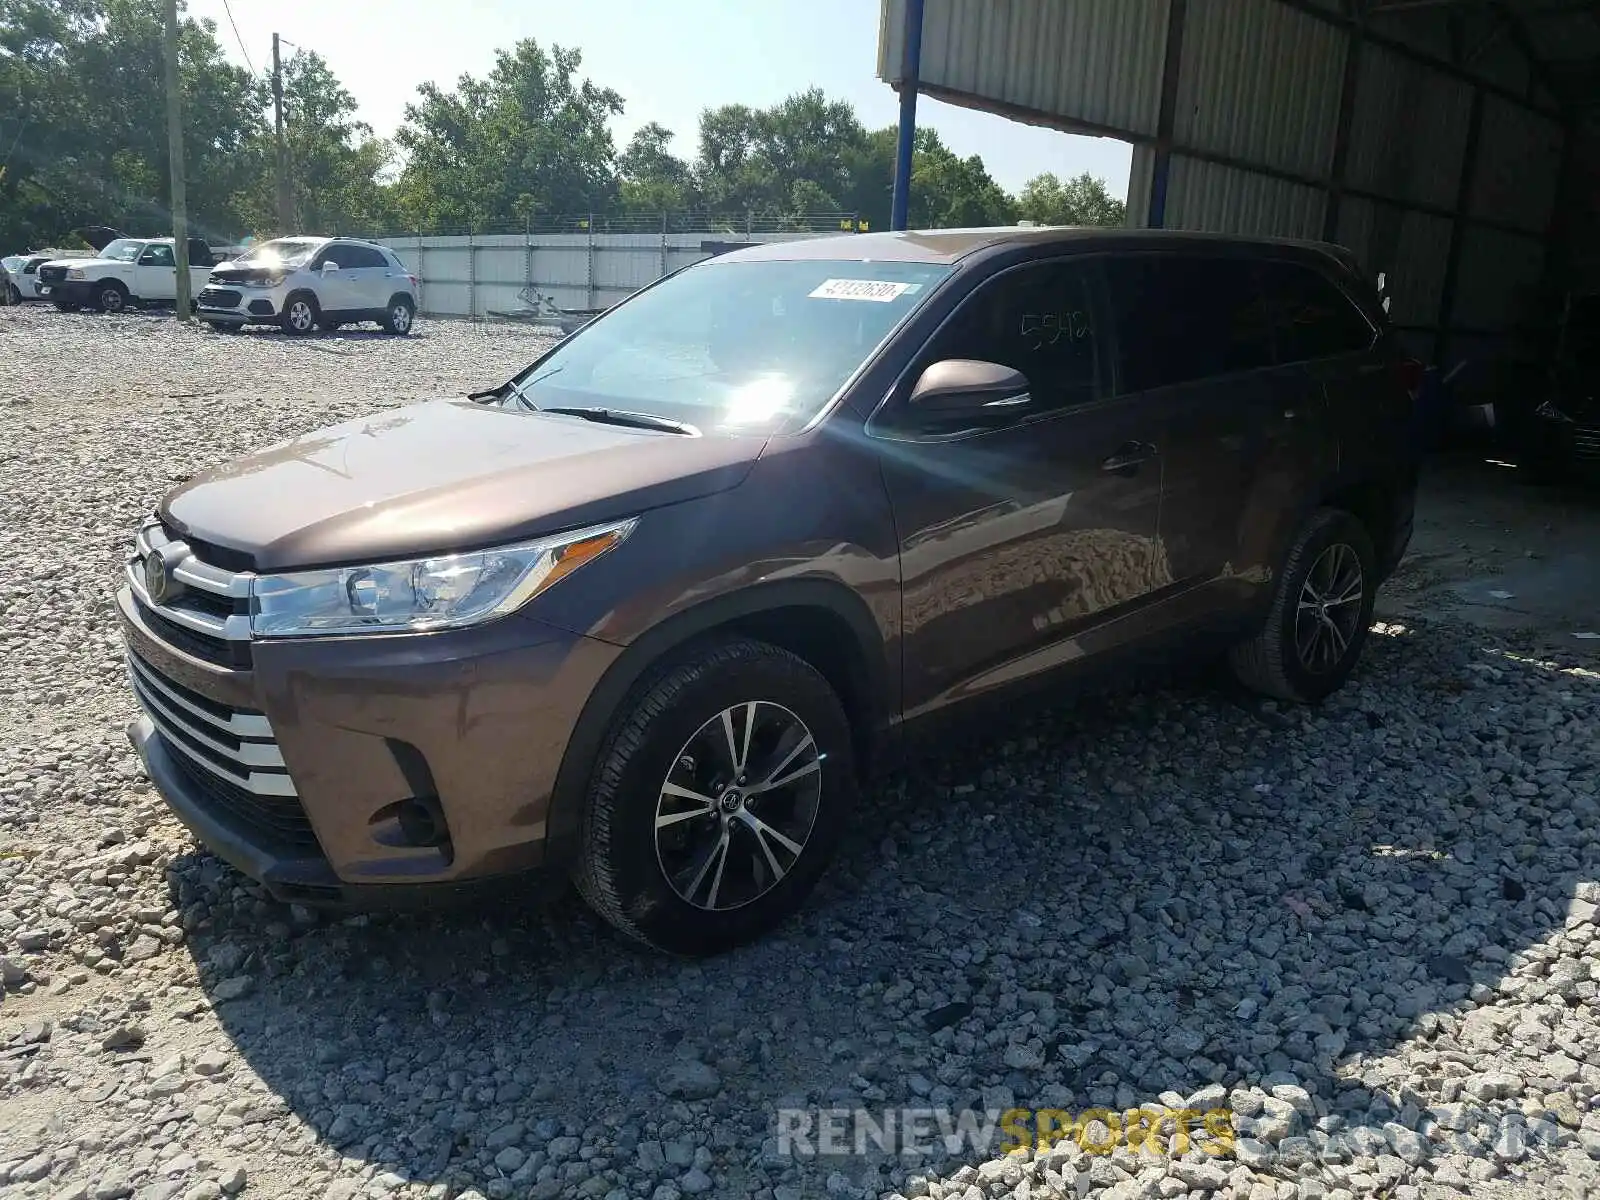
(1103, 255, 1274, 392)
(335, 245, 385, 269)
(1261, 261, 1375, 362)
(924, 260, 1103, 413)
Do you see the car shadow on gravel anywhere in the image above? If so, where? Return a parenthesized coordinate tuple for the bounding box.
(173, 617, 1599, 1198)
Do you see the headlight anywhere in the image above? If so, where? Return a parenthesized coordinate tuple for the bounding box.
(67, 268, 85, 280)
(249, 518, 635, 638)
(248, 276, 284, 288)
(1534, 400, 1573, 423)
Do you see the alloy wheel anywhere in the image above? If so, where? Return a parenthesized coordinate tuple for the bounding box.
(391, 303, 412, 332)
(1294, 542, 1365, 674)
(653, 700, 823, 912)
(288, 301, 313, 332)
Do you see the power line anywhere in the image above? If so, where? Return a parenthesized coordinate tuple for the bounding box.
(220, 0, 255, 76)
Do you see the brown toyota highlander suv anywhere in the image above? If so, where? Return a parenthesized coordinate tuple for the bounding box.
(121, 227, 1419, 954)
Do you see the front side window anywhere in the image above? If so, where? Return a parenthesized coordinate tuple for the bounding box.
(139, 244, 174, 267)
(915, 261, 1103, 413)
(506, 258, 952, 433)
(1103, 255, 1274, 392)
(1261, 260, 1375, 362)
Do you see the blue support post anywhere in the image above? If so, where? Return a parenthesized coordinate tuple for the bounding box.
(890, 0, 925, 232)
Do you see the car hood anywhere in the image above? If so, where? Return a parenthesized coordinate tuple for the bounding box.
(51, 256, 119, 271)
(161, 399, 770, 571)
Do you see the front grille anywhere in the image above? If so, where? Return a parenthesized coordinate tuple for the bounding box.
(1572, 425, 1600, 462)
(197, 287, 242, 309)
(126, 518, 253, 667)
(128, 653, 320, 855)
(37, 264, 67, 284)
(247, 299, 275, 316)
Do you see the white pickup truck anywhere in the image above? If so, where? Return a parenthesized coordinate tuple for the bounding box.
(36, 237, 220, 313)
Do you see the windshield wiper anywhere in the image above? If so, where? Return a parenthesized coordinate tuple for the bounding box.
(536, 406, 699, 436)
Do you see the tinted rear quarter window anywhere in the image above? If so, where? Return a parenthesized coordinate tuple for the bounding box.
(1262, 260, 1375, 362)
(1103, 254, 1274, 392)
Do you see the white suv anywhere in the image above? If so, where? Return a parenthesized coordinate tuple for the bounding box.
(196, 236, 418, 335)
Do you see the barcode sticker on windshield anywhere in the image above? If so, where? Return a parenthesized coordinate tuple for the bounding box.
(809, 278, 918, 302)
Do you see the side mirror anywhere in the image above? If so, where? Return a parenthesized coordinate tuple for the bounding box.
(908, 358, 1033, 419)
(321, 260, 340, 273)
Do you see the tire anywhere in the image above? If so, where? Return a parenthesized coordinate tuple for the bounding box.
(1229, 508, 1378, 704)
(95, 281, 129, 314)
(3, 282, 19, 305)
(575, 637, 856, 955)
(280, 293, 318, 335)
(381, 295, 415, 335)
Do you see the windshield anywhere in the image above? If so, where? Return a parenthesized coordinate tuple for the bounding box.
(507, 259, 952, 433)
(98, 239, 147, 262)
(235, 239, 323, 269)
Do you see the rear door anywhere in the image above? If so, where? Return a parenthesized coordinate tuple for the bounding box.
(1100, 257, 1324, 604)
(1259, 257, 1395, 468)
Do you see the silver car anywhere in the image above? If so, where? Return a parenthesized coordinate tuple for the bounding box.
(195, 236, 419, 335)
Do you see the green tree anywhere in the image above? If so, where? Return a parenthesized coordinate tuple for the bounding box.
(1016, 170, 1126, 227)
(393, 39, 622, 231)
(906, 128, 1016, 228)
(618, 121, 698, 214)
(1, 0, 260, 249)
(234, 50, 396, 236)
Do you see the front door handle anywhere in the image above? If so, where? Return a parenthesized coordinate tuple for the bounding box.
(1101, 441, 1156, 475)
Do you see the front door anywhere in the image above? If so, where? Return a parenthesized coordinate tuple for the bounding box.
(870, 257, 1165, 721)
(135, 243, 177, 301)
(312, 245, 359, 313)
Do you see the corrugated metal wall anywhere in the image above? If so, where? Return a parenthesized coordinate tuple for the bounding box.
(878, 0, 1571, 373)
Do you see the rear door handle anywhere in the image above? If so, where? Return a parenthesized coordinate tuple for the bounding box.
(1101, 441, 1156, 474)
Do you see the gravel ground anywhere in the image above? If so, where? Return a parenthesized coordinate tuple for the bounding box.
(2, 305, 1599, 1200)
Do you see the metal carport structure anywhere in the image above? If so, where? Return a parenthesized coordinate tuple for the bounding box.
(878, 0, 1600, 385)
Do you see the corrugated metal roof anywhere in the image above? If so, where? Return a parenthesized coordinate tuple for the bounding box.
(1173, 0, 1346, 179)
(879, 0, 1170, 138)
(1343, 44, 1472, 211)
(1471, 97, 1564, 235)
(1161, 155, 1326, 239)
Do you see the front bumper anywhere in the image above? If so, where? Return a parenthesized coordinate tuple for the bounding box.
(118, 585, 622, 907)
(196, 283, 283, 323)
(1529, 411, 1600, 477)
(44, 279, 95, 305)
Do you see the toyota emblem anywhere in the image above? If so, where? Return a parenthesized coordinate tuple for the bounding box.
(143, 552, 171, 604)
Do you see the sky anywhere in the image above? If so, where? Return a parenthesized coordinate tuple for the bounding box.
(185, 0, 1132, 199)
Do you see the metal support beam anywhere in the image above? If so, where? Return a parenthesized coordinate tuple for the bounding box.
(1147, 0, 1188, 228)
(1434, 86, 1486, 363)
(890, 0, 925, 232)
(1323, 0, 1367, 241)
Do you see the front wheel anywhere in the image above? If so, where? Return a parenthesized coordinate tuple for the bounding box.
(3, 282, 20, 305)
(575, 638, 856, 955)
(1229, 508, 1378, 704)
(96, 281, 129, 314)
(280, 294, 317, 335)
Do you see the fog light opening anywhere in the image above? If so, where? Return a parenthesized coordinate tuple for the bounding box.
(395, 795, 450, 848)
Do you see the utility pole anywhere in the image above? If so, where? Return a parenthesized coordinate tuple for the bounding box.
(272, 33, 292, 232)
(163, 0, 190, 321)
